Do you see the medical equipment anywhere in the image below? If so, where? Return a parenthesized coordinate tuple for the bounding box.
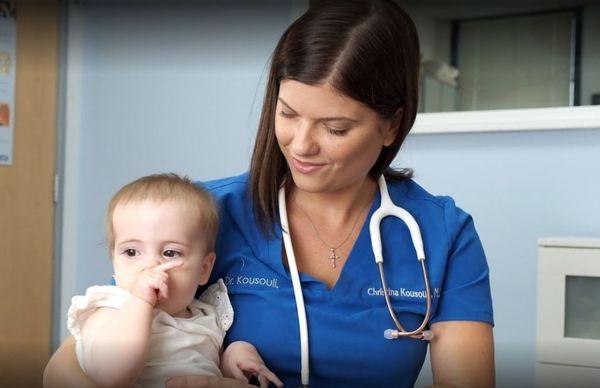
(278, 175, 434, 387)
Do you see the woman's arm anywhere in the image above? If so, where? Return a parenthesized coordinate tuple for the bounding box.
(428, 321, 495, 388)
(166, 375, 254, 388)
(43, 336, 97, 388)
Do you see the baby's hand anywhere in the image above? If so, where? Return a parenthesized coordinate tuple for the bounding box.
(221, 341, 283, 388)
(131, 260, 183, 306)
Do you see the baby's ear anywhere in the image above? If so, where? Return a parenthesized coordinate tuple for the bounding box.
(198, 251, 216, 286)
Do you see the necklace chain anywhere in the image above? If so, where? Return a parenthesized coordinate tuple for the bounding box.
(292, 194, 371, 269)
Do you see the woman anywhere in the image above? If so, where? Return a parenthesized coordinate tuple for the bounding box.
(45, 1, 494, 387)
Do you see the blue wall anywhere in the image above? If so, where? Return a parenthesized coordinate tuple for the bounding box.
(59, 1, 600, 387)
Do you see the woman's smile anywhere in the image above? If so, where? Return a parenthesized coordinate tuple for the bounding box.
(291, 157, 326, 174)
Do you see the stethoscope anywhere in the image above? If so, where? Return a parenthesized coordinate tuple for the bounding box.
(278, 175, 434, 387)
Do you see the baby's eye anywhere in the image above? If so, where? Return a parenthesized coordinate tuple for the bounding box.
(163, 250, 182, 259)
(122, 248, 140, 257)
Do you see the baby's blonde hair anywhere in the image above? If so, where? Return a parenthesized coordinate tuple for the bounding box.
(106, 173, 219, 254)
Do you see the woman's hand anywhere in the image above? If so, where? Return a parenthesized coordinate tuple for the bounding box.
(166, 375, 254, 388)
(221, 341, 283, 388)
(43, 336, 97, 388)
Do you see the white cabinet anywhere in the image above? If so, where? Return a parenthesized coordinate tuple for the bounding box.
(536, 238, 600, 387)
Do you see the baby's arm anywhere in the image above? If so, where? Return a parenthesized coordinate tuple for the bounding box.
(80, 260, 182, 387)
(79, 297, 152, 387)
(221, 341, 283, 388)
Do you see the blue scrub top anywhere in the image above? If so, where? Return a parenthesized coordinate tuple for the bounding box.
(200, 173, 493, 388)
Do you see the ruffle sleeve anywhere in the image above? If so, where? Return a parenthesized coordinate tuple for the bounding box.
(198, 278, 234, 333)
(67, 285, 131, 342)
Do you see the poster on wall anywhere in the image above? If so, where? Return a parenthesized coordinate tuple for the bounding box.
(0, 6, 16, 166)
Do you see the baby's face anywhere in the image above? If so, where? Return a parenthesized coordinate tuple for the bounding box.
(111, 199, 214, 317)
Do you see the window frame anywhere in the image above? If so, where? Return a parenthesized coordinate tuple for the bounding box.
(413, 7, 600, 134)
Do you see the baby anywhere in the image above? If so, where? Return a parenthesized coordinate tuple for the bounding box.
(67, 173, 281, 388)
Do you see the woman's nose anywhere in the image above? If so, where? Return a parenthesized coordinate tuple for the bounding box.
(290, 121, 319, 156)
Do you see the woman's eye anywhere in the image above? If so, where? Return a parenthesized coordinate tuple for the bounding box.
(163, 250, 182, 259)
(279, 110, 296, 118)
(325, 125, 347, 136)
(122, 248, 140, 257)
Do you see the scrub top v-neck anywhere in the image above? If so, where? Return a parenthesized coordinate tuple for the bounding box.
(200, 173, 493, 388)
(277, 186, 378, 295)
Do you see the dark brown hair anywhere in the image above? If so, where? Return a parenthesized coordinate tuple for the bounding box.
(250, 0, 420, 236)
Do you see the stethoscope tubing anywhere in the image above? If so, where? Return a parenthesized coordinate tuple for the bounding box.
(278, 188, 311, 386)
(278, 175, 433, 387)
(372, 175, 433, 340)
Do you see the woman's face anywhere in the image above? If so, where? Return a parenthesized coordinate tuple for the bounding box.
(275, 79, 397, 194)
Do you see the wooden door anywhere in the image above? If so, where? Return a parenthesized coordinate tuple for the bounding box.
(0, 1, 59, 386)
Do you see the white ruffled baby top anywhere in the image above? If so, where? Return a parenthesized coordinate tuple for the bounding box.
(67, 279, 233, 388)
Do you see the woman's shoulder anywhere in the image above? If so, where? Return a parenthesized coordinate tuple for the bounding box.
(198, 171, 265, 234)
(196, 172, 255, 230)
(387, 177, 474, 242)
(388, 177, 455, 211)
(197, 172, 250, 198)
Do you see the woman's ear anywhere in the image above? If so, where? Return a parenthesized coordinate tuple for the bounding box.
(198, 251, 216, 286)
(381, 107, 403, 147)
